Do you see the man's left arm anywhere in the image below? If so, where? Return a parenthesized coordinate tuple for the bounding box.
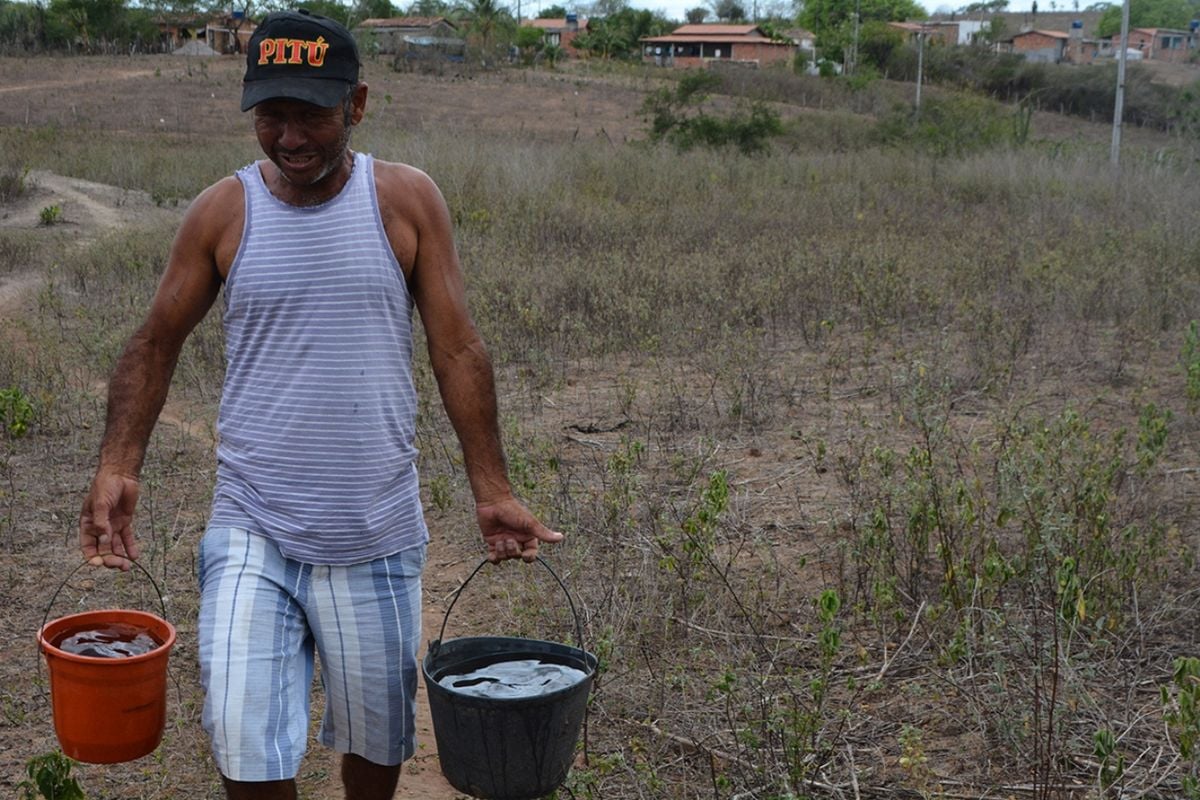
(382, 163, 563, 562)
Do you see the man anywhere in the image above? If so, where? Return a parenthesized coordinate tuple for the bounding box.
(77, 10, 562, 800)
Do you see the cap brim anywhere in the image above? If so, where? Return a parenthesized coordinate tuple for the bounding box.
(240, 78, 351, 112)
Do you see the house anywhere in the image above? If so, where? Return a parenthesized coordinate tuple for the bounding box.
(205, 12, 254, 54)
(356, 16, 462, 56)
(157, 12, 254, 54)
(1115, 27, 1199, 64)
(887, 21, 959, 47)
(784, 27, 815, 52)
(157, 14, 208, 51)
(1064, 20, 1100, 64)
(640, 24, 796, 68)
(520, 14, 589, 53)
(1006, 29, 1069, 62)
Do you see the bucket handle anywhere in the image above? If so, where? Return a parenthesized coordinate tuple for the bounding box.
(41, 559, 170, 635)
(433, 556, 585, 656)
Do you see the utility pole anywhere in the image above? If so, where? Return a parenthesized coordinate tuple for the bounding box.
(915, 26, 926, 122)
(850, 0, 860, 76)
(1110, 0, 1130, 166)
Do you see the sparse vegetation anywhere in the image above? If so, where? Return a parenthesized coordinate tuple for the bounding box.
(0, 159, 28, 202)
(3, 53, 1200, 799)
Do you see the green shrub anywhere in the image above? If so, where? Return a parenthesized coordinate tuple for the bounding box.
(38, 204, 61, 225)
(642, 70, 784, 154)
(876, 93, 1016, 155)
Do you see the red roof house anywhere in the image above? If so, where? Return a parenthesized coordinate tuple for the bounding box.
(640, 24, 796, 68)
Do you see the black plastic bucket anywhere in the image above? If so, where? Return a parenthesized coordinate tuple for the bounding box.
(423, 558, 597, 800)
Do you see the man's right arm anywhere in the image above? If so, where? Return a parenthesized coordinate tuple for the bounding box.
(80, 177, 240, 569)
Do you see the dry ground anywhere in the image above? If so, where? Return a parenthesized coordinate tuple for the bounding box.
(1, 52, 1198, 800)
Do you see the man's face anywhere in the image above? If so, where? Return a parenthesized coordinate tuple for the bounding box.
(252, 86, 364, 189)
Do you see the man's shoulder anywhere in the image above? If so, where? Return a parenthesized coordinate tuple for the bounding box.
(370, 157, 444, 214)
(371, 157, 435, 190)
(178, 174, 245, 240)
(190, 173, 245, 212)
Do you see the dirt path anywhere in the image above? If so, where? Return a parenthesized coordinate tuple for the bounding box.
(2, 171, 465, 799)
(0, 69, 161, 95)
(0, 171, 175, 316)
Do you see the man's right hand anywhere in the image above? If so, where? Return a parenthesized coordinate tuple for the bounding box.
(80, 470, 141, 570)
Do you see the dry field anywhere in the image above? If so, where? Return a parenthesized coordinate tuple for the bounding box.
(1, 52, 1200, 800)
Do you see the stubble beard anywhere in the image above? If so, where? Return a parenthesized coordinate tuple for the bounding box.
(277, 124, 354, 192)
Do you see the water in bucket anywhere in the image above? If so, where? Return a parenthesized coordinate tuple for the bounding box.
(54, 622, 162, 659)
(438, 658, 588, 700)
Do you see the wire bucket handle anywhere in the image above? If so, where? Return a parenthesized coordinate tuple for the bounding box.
(433, 556, 585, 656)
(41, 559, 170, 634)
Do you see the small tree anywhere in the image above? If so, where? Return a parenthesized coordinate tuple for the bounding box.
(980, 13, 1006, 44)
(710, 0, 746, 20)
(515, 23, 544, 62)
(686, 5, 709, 22)
(858, 18, 903, 69)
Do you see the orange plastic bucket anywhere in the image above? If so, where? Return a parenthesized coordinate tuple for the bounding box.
(37, 564, 176, 763)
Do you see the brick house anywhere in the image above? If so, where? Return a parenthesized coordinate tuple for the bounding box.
(1118, 27, 1198, 63)
(1007, 29, 1069, 62)
(520, 14, 589, 53)
(640, 24, 796, 68)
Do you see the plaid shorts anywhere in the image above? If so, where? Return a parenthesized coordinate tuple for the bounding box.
(198, 527, 425, 781)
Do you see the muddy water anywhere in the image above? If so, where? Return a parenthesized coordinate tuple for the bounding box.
(438, 659, 588, 699)
(53, 623, 161, 658)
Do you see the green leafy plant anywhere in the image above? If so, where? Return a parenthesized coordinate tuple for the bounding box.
(0, 387, 34, 438)
(19, 752, 84, 800)
(1163, 656, 1200, 798)
(898, 724, 935, 798)
(1182, 320, 1200, 414)
(38, 204, 62, 225)
(1093, 727, 1125, 794)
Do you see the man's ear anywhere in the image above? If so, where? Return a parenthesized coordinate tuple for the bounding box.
(350, 82, 368, 126)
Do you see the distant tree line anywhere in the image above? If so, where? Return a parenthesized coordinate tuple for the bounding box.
(0, 0, 163, 52)
(0, 0, 679, 60)
(0, 0, 397, 53)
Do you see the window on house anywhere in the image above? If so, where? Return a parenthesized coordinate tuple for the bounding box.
(1161, 35, 1182, 49)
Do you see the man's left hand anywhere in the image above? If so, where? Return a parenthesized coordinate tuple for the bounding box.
(477, 498, 564, 563)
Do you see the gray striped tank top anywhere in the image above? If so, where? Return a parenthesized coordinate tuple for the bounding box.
(209, 152, 428, 564)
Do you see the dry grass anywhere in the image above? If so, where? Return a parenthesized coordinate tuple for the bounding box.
(2, 54, 1200, 799)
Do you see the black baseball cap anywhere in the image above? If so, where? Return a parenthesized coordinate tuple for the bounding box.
(241, 9, 361, 112)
